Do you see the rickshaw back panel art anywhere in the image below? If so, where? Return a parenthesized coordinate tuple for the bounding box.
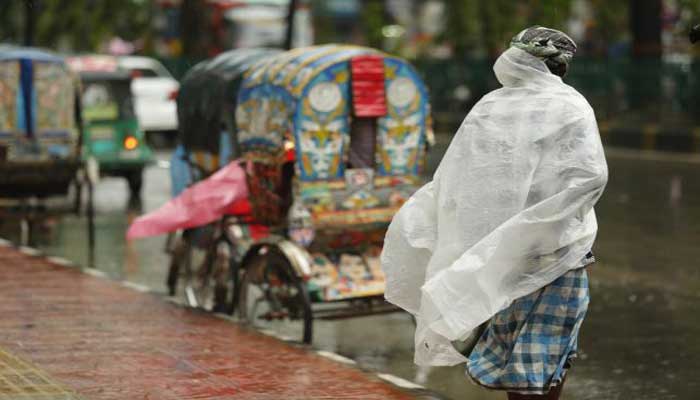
(0, 61, 20, 135)
(0, 48, 84, 199)
(178, 44, 433, 302)
(0, 51, 79, 162)
(34, 62, 76, 137)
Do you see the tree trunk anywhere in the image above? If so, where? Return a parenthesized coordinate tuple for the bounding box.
(630, 0, 662, 58)
(24, 0, 35, 46)
(629, 0, 662, 125)
(181, 0, 207, 58)
(284, 0, 299, 49)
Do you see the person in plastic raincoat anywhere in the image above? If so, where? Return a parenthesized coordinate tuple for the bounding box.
(381, 27, 608, 399)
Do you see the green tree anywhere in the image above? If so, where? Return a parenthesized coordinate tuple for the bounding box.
(0, 2, 27, 45)
(442, 0, 573, 59)
(1, 0, 151, 52)
(527, 0, 573, 28)
(361, 0, 387, 48)
(441, 0, 481, 56)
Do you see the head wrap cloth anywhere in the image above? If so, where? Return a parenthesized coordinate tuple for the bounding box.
(510, 26, 577, 72)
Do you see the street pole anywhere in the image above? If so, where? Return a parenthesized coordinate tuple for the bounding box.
(284, 0, 299, 50)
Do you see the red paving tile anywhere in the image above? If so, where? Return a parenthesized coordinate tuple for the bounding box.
(0, 246, 417, 400)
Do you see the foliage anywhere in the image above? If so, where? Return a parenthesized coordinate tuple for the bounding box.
(361, 0, 387, 49)
(442, 0, 572, 58)
(0, 0, 151, 52)
(527, 0, 573, 28)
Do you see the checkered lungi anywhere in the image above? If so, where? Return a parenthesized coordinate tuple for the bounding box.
(466, 266, 590, 395)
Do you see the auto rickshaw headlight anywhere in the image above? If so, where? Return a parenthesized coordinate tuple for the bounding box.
(124, 136, 139, 150)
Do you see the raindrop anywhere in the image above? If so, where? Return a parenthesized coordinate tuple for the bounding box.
(616, 194, 630, 203)
(669, 175, 682, 206)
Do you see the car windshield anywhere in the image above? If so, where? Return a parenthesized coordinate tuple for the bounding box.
(81, 80, 135, 122)
(123, 59, 173, 78)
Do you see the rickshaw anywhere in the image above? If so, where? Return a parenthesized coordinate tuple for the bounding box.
(169, 45, 433, 344)
(67, 55, 153, 195)
(0, 47, 94, 259)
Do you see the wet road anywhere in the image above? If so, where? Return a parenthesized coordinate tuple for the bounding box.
(3, 143, 700, 400)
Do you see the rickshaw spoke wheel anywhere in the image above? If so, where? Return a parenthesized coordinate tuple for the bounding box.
(174, 232, 236, 313)
(239, 247, 313, 344)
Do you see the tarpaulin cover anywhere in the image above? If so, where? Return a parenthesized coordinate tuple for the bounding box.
(177, 49, 280, 155)
(381, 47, 608, 366)
(350, 55, 387, 117)
(126, 161, 248, 239)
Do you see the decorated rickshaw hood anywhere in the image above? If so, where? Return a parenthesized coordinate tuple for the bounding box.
(235, 44, 431, 181)
(177, 48, 281, 155)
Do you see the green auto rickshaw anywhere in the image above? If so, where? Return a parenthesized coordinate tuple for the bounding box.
(67, 55, 153, 195)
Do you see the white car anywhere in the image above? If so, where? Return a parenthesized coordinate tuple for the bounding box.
(118, 56, 179, 133)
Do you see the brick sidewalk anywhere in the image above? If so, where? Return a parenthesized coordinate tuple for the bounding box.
(0, 246, 419, 400)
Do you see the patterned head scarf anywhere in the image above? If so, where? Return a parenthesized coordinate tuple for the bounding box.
(510, 26, 577, 77)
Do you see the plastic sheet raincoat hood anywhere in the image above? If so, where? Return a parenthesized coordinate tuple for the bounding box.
(381, 47, 608, 366)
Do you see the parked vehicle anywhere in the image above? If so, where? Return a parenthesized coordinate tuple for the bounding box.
(118, 56, 179, 134)
(0, 47, 94, 259)
(67, 55, 153, 195)
(167, 45, 433, 344)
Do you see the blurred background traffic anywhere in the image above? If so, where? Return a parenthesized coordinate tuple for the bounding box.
(1, 1, 700, 400)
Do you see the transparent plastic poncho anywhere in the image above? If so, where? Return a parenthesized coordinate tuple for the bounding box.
(381, 47, 608, 366)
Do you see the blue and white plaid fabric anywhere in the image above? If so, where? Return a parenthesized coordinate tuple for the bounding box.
(466, 267, 589, 395)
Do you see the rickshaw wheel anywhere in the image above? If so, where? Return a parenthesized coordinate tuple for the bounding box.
(169, 230, 235, 313)
(238, 246, 313, 344)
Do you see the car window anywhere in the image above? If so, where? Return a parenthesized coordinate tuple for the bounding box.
(81, 81, 134, 122)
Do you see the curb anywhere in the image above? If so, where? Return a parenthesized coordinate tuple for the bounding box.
(599, 124, 700, 153)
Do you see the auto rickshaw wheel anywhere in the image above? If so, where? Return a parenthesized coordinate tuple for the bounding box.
(238, 246, 313, 344)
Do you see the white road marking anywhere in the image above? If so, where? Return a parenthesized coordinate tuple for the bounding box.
(121, 281, 151, 293)
(316, 351, 356, 365)
(82, 268, 107, 278)
(164, 296, 186, 306)
(18, 246, 41, 256)
(377, 373, 426, 390)
(46, 257, 75, 267)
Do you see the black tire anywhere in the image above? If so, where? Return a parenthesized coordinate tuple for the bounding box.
(171, 230, 236, 313)
(127, 169, 143, 196)
(238, 246, 313, 344)
(166, 233, 186, 296)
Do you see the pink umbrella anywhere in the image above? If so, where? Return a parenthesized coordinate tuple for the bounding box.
(127, 161, 249, 239)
